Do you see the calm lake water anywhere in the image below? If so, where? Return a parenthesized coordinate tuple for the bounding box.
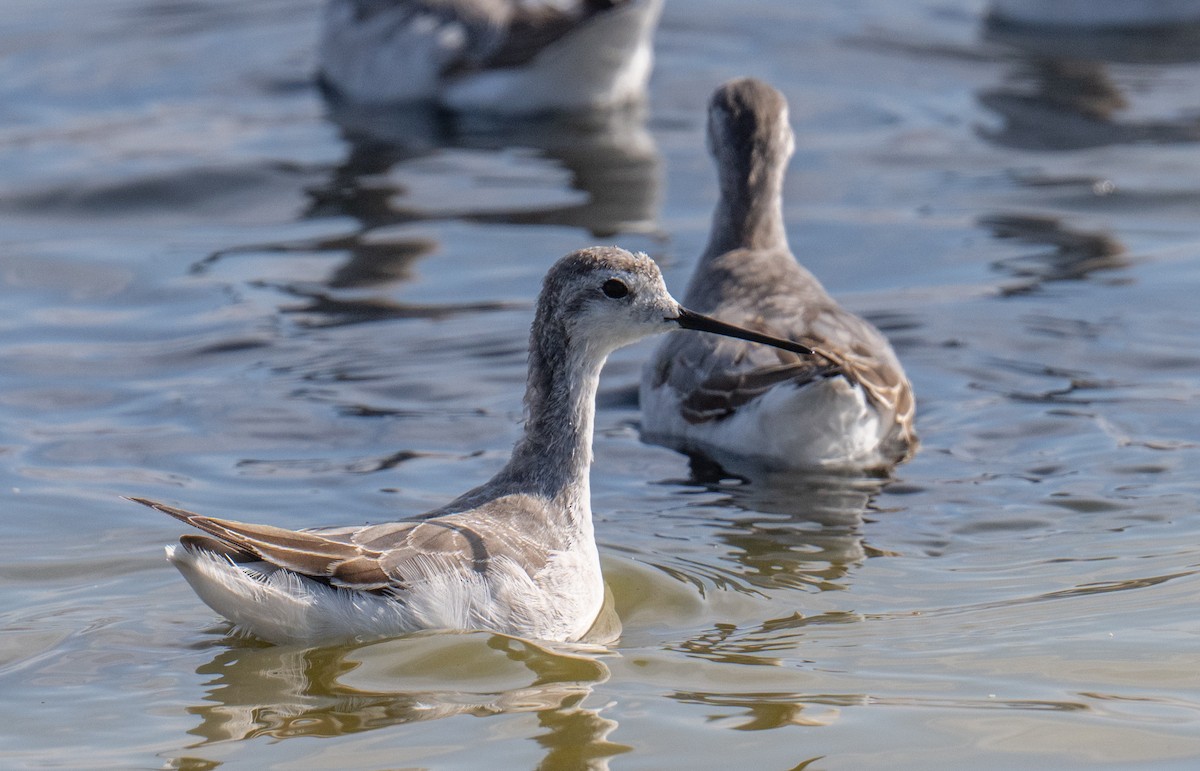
(3, 1, 1200, 768)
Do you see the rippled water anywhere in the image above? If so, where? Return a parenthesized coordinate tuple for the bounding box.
(3, 1, 1200, 768)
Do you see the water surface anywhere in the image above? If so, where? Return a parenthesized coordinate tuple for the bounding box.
(2, 1, 1200, 768)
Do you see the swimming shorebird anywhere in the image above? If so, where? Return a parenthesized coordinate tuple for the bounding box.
(128, 247, 811, 645)
(640, 78, 917, 471)
(317, 0, 664, 112)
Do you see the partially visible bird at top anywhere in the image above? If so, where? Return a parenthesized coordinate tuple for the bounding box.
(128, 247, 812, 646)
(640, 78, 917, 472)
(318, 0, 665, 113)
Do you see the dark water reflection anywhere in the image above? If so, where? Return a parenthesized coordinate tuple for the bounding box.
(981, 213, 1128, 295)
(980, 20, 1200, 150)
(305, 101, 661, 237)
(187, 634, 606, 736)
(189, 102, 661, 332)
(680, 465, 881, 590)
(183, 633, 629, 768)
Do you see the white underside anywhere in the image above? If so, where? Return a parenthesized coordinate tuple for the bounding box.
(988, 0, 1200, 27)
(319, 0, 662, 112)
(166, 541, 605, 645)
(640, 377, 892, 472)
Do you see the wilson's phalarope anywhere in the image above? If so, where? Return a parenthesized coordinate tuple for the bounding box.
(129, 247, 810, 645)
(640, 78, 917, 471)
(318, 0, 664, 112)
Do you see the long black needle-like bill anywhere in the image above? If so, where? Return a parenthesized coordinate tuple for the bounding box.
(673, 307, 814, 356)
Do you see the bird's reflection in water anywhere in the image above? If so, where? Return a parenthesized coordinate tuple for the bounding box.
(672, 690, 847, 730)
(184, 620, 629, 767)
(193, 101, 660, 328)
(657, 462, 889, 729)
(684, 454, 887, 590)
(979, 18, 1200, 151)
(194, 227, 513, 329)
(981, 213, 1128, 295)
(314, 100, 662, 238)
(659, 454, 889, 667)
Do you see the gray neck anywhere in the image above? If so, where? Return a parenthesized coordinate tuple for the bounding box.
(703, 159, 789, 260)
(505, 344, 602, 512)
(456, 307, 606, 525)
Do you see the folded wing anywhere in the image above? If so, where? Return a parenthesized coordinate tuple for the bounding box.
(129, 494, 560, 595)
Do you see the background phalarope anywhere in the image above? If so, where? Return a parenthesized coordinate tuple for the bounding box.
(641, 78, 917, 472)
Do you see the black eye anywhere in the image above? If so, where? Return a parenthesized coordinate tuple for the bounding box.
(602, 279, 629, 299)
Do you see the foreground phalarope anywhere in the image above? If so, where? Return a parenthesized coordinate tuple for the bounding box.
(318, 0, 664, 112)
(640, 79, 917, 471)
(129, 247, 810, 645)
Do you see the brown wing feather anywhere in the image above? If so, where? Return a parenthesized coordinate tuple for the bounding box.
(329, 555, 393, 588)
(128, 497, 394, 591)
(129, 492, 565, 594)
(679, 358, 839, 424)
(481, 1, 626, 69)
(801, 312, 918, 455)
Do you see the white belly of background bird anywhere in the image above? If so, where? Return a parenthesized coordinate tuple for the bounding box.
(640, 361, 887, 470)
